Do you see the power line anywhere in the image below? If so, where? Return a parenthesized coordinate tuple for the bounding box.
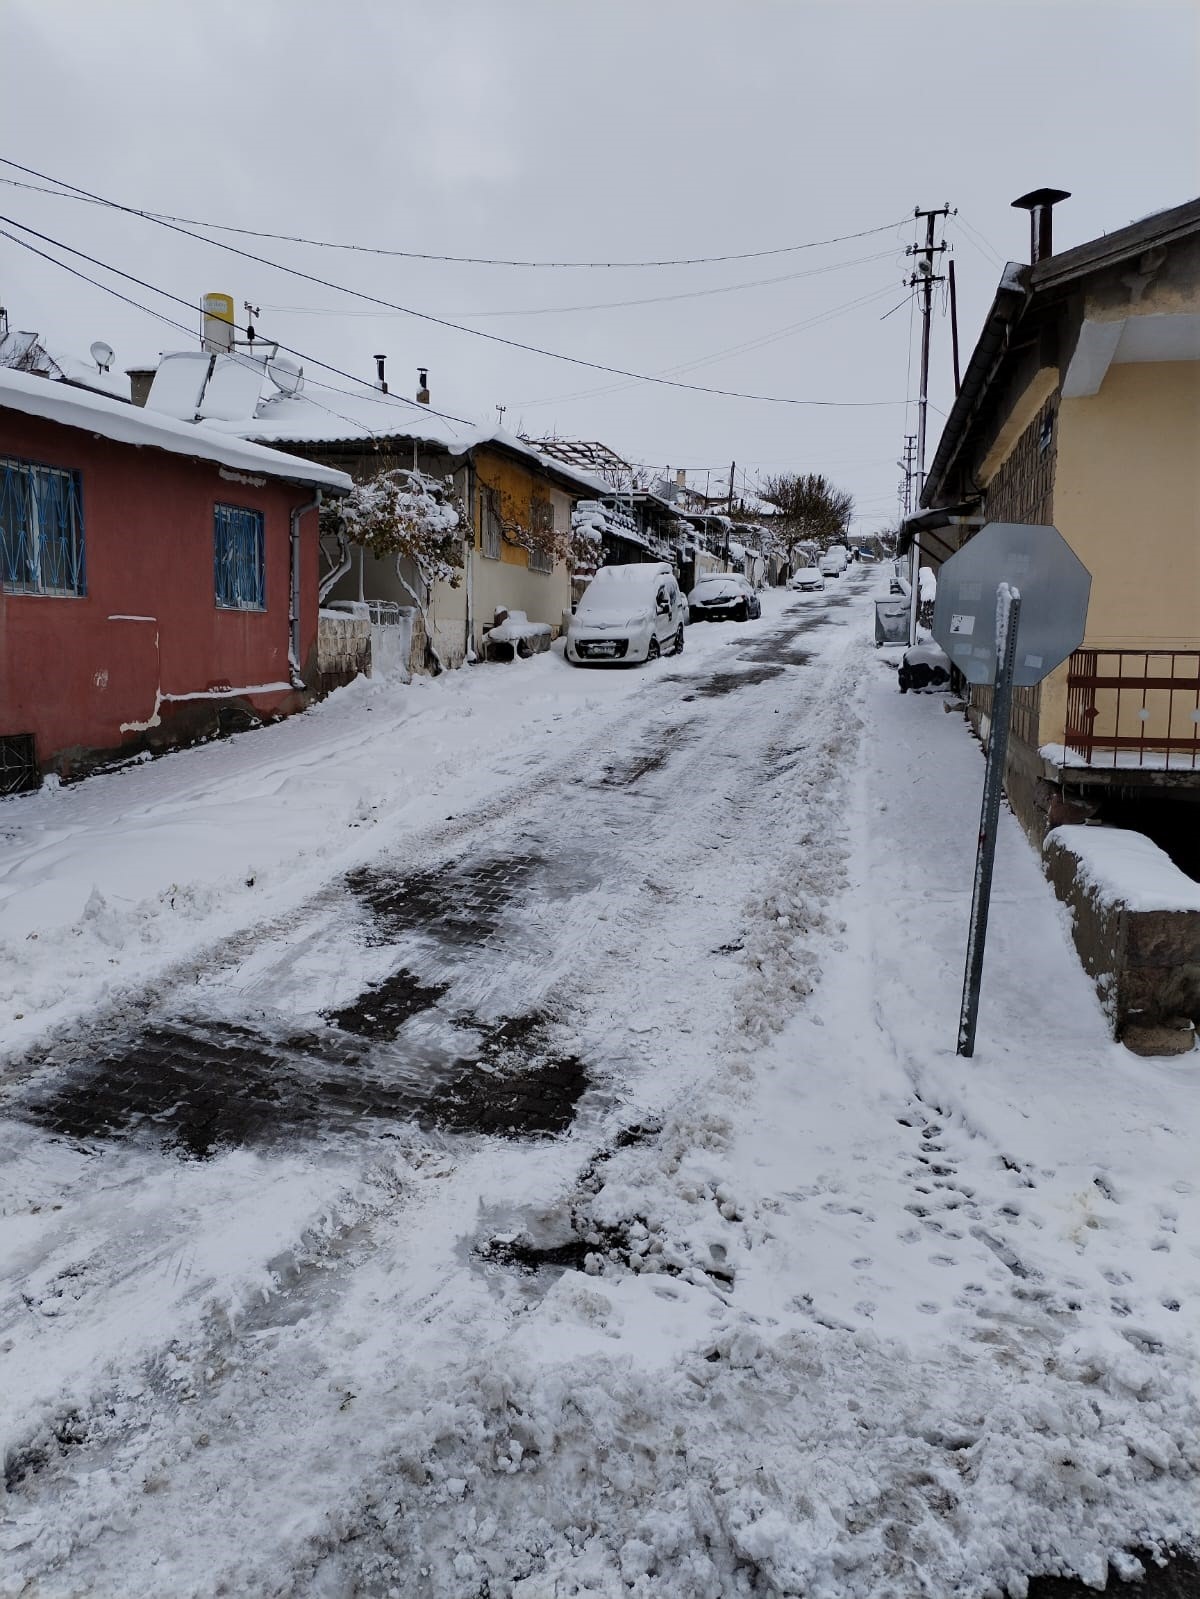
(514, 283, 901, 410)
(955, 213, 1006, 268)
(0, 190, 910, 410)
(0, 220, 474, 429)
(258, 248, 897, 321)
(0, 168, 907, 269)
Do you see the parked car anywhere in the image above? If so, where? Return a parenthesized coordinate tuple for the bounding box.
(565, 562, 685, 665)
(687, 573, 761, 622)
(789, 566, 826, 592)
(820, 546, 848, 579)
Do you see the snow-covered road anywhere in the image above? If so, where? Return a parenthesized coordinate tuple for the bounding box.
(1, 574, 1197, 1597)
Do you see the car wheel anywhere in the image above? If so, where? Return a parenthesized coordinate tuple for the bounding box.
(738, 602, 749, 622)
(673, 625, 684, 655)
(647, 636, 660, 662)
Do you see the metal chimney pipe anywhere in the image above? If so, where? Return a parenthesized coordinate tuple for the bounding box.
(1011, 188, 1071, 265)
(373, 354, 388, 394)
(416, 367, 430, 405)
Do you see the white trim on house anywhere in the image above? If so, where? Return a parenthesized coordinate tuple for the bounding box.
(0, 366, 351, 493)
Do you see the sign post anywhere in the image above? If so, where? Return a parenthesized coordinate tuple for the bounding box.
(930, 523, 1092, 1057)
(957, 583, 1021, 1057)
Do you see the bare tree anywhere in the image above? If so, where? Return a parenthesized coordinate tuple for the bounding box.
(757, 473, 854, 566)
(322, 468, 466, 670)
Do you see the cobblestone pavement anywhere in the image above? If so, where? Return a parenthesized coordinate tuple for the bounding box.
(4, 597, 841, 1164)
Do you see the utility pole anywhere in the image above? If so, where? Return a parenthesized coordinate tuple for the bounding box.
(897, 434, 916, 518)
(725, 461, 736, 564)
(906, 204, 952, 645)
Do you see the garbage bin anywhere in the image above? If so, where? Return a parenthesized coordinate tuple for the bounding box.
(874, 597, 909, 646)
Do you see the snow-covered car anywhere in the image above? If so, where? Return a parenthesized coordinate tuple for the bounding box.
(686, 574, 761, 622)
(565, 562, 685, 665)
(789, 566, 825, 592)
(819, 546, 848, 579)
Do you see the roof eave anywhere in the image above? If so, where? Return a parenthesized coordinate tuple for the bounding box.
(1030, 195, 1200, 292)
(920, 270, 1028, 508)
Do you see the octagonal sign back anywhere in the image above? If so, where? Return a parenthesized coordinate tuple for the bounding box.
(931, 522, 1091, 687)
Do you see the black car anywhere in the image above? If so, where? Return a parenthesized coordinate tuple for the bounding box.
(686, 574, 762, 622)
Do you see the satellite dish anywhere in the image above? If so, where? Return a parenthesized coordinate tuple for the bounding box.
(90, 340, 114, 372)
(267, 355, 304, 396)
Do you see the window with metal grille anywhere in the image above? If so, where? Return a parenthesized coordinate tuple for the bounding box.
(214, 503, 265, 609)
(482, 488, 501, 560)
(0, 457, 86, 596)
(0, 734, 40, 795)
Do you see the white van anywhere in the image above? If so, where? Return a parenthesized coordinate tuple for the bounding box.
(565, 562, 686, 665)
(820, 544, 849, 579)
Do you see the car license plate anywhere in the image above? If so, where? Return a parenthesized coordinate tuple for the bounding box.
(590, 641, 618, 655)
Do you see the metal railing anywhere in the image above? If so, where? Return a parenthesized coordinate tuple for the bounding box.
(1065, 648, 1200, 769)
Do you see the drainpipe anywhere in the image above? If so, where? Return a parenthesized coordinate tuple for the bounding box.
(289, 488, 322, 689)
(464, 461, 476, 660)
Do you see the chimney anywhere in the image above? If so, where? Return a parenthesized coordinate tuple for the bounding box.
(126, 365, 157, 408)
(416, 367, 430, 405)
(675, 468, 686, 488)
(1011, 188, 1071, 266)
(373, 354, 388, 394)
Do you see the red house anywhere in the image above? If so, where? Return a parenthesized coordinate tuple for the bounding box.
(0, 366, 350, 786)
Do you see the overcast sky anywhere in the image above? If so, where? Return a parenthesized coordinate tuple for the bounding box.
(4, 0, 1197, 533)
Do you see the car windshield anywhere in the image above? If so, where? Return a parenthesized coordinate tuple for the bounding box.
(696, 579, 742, 595)
(576, 579, 657, 620)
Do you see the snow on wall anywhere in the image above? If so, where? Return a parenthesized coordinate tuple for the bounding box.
(1046, 825, 1200, 913)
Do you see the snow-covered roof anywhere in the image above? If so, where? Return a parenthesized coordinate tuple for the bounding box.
(212, 381, 605, 495)
(0, 329, 132, 401)
(0, 366, 351, 493)
(209, 380, 478, 452)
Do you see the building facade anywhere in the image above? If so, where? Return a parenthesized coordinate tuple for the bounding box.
(0, 368, 348, 784)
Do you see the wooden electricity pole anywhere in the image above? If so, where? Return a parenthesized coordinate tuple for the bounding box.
(907, 204, 952, 646)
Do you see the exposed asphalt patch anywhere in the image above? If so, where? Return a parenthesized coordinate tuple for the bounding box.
(686, 664, 786, 698)
(597, 746, 671, 786)
(347, 852, 543, 947)
(426, 1013, 587, 1138)
(1028, 1552, 1200, 1597)
(14, 1007, 589, 1157)
(325, 967, 449, 1039)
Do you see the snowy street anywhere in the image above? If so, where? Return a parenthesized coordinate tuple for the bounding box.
(1, 573, 1197, 1597)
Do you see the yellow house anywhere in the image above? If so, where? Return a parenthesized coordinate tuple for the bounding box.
(919, 192, 1200, 852)
(469, 434, 580, 657)
(224, 385, 595, 671)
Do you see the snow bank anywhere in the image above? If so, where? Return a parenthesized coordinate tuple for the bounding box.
(1046, 825, 1200, 913)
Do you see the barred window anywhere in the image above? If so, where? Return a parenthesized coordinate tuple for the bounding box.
(528, 545, 554, 574)
(214, 503, 265, 610)
(0, 457, 86, 596)
(482, 487, 501, 560)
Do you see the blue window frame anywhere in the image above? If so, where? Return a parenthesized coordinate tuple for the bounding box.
(0, 456, 86, 596)
(214, 503, 265, 610)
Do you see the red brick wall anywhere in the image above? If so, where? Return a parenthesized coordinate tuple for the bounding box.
(0, 408, 322, 772)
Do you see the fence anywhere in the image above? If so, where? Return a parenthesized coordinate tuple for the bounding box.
(1065, 648, 1200, 769)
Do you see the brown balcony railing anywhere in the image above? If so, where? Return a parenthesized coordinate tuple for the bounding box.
(1064, 648, 1200, 769)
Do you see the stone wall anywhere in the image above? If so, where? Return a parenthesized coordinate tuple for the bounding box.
(1044, 827, 1200, 1053)
(317, 612, 371, 696)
